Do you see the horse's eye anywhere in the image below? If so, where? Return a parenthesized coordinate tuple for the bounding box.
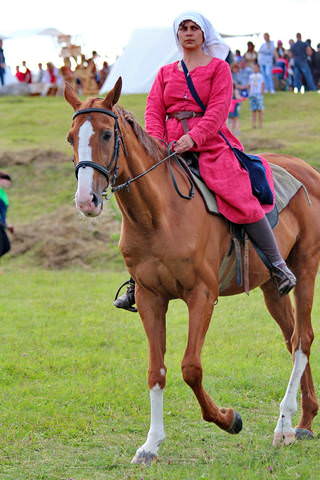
(102, 130, 112, 141)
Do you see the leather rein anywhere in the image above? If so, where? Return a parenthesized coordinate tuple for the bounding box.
(73, 107, 195, 200)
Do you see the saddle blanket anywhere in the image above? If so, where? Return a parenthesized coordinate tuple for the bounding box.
(190, 162, 305, 216)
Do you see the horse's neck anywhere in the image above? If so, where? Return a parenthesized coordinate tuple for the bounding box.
(115, 144, 172, 229)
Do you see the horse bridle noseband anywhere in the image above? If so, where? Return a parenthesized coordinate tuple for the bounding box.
(72, 107, 195, 200)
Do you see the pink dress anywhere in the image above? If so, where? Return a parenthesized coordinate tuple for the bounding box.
(145, 58, 275, 224)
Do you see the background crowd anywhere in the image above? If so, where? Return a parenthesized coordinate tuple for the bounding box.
(1, 31, 320, 97)
(0, 42, 110, 97)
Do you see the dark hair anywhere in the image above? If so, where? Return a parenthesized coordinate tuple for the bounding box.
(0, 172, 12, 181)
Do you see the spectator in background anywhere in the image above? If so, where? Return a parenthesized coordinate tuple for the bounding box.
(15, 65, 25, 82)
(43, 62, 60, 95)
(275, 40, 285, 58)
(272, 44, 289, 90)
(234, 49, 242, 63)
(258, 33, 276, 93)
(0, 172, 14, 260)
(228, 84, 246, 135)
(243, 41, 258, 68)
(248, 63, 265, 128)
(0, 39, 6, 86)
(22, 61, 32, 84)
(36, 63, 45, 83)
(29, 63, 47, 96)
(306, 39, 315, 68)
(312, 43, 320, 89)
(235, 59, 253, 97)
(98, 61, 110, 88)
(290, 33, 316, 92)
(89, 50, 99, 84)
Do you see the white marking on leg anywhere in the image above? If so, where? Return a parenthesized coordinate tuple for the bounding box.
(274, 348, 308, 443)
(76, 121, 95, 204)
(131, 383, 165, 463)
(160, 368, 166, 376)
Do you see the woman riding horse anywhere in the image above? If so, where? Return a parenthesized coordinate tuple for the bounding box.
(114, 11, 296, 311)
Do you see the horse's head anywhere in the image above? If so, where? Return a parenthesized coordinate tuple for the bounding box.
(65, 77, 122, 217)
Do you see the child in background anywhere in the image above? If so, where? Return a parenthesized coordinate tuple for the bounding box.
(0, 172, 14, 260)
(228, 84, 246, 136)
(248, 64, 265, 128)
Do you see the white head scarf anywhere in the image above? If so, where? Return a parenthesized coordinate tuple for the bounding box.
(173, 11, 230, 60)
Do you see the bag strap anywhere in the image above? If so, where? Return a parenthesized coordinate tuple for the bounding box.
(181, 60, 206, 112)
(181, 59, 230, 145)
(181, 60, 240, 157)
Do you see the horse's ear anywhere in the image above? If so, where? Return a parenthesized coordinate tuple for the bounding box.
(102, 77, 122, 108)
(64, 82, 81, 111)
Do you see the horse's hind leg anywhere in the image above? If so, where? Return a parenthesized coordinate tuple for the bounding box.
(182, 285, 242, 434)
(291, 255, 319, 437)
(261, 258, 318, 446)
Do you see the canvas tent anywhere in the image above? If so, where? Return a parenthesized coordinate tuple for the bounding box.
(100, 28, 259, 95)
(101, 28, 180, 95)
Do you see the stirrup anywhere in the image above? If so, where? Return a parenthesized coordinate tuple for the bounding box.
(113, 279, 137, 313)
(270, 264, 296, 296)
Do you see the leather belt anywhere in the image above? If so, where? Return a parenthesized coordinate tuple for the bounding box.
(167, 111, 203, 133)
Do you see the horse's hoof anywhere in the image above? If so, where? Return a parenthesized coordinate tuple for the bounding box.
(227, 411, 243, 434)
(272, 431, 296, 447)
(131, 450, 157, 465)
(295, 428, 314, 440)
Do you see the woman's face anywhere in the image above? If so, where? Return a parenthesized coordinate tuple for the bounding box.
(177, 20, 204, 51)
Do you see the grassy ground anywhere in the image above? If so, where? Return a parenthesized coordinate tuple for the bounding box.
(0, 91, 319, 163)
(0, 271, 319, 480)
(0, 92, 320, 479)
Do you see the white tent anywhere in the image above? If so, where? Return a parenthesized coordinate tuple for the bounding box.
(101, 28, 260, 95)
(101, 28, 180, 95)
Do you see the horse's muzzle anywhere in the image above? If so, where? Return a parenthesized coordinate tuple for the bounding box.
(76, 192, 103, 217)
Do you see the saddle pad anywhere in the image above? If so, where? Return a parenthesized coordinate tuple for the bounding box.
(191, 162, 305, 215)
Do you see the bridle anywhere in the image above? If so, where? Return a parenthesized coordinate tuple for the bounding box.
(72, 107, 195, 200)
(73, 107, 122, 191)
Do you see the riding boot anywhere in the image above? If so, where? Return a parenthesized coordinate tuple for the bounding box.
(113, 277, 137, 312)
(244, 216, 296, 296)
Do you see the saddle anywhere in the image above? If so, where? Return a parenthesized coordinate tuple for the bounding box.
(180, 152, 308, 293)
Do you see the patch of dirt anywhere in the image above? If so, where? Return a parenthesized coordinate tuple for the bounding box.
(244, 139, 286, 151)
(11, 205, 120, 269)
(0, 149, 69, 167)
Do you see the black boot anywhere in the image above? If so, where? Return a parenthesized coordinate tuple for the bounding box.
(113, 278, 137, 312)
(270, 263, 296, 296)
(244, 217, 296, 296)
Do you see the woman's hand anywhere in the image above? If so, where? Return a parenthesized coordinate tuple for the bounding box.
(173, 134, 194, 154)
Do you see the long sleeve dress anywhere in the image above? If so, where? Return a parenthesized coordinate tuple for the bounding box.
(145, 58, 274, 224)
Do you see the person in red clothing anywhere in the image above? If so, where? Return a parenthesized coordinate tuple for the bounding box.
(22, 60, 32, 83)
(113, 11, 296, 311)
(15, 66, 25, 82)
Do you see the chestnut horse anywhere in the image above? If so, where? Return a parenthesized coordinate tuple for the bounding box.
(65, 78, 319, 464)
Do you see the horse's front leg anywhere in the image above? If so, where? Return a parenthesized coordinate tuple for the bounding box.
(182, 284, 242, 434)
(131, 287, 168, 465)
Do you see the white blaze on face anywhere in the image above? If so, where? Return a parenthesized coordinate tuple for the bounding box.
(76, 120, 95, 205)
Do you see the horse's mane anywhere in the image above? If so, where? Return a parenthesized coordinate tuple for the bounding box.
(115, 106, 164, 162)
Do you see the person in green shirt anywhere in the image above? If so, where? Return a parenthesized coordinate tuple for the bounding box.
(0, 172, 14, 258)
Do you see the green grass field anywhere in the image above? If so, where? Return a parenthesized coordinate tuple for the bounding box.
(0, 92, 320, 479)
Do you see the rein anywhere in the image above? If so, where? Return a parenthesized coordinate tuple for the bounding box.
(73, 107, 194, 200)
